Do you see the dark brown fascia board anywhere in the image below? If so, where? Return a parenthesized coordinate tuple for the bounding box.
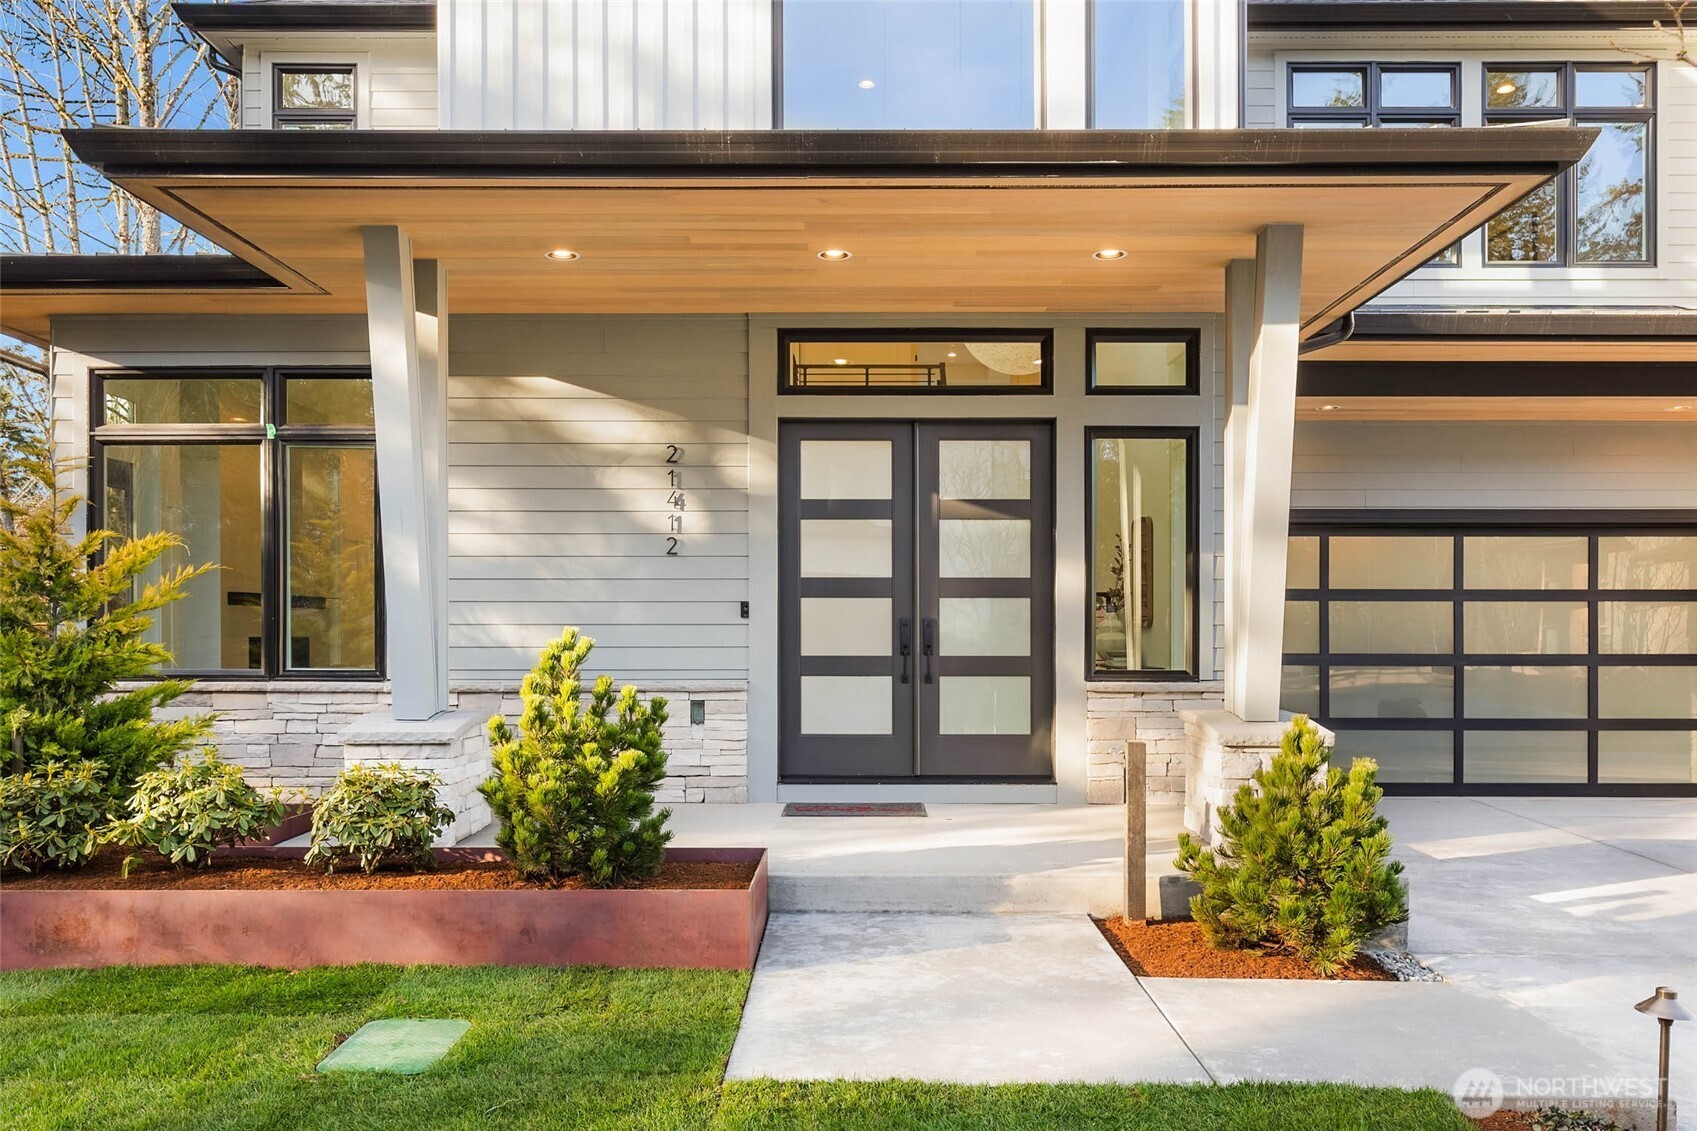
(59, 125, 1598, 181)
(1248, 1, 1671, 29)
(1298, 359, 1697, 397)
(171, 2, 435, 35)
(1351, 306, 1697, 340)
(0, 254, 283, 292)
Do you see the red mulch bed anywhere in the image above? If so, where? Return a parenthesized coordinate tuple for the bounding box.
(1093, 916, 1394, 981)
(1, 848, 757, 892)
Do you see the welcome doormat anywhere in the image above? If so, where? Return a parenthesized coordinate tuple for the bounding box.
(781, 802, 927, 817)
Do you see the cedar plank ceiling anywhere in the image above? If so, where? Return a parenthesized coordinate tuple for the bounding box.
(0, 128, 1598, 344)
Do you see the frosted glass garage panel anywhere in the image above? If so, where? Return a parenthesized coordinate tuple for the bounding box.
(1333, 729, 1453, 784)
(800, 676, 892, 734)
(939, 676, 1031, 735)
(940, 598, 1030, 656)
(1464, 732, 1587, 783)
(1598, 666, 1697, 718)
(1286, 537, 1319, 589)
(1464, 602, 1587, 655)
(800, 519, 891, 577)
(1599, 536, 1697, 589)
(1463, 536, 1588, 589)
(1599, 731, 1697, 783)
(799, 440, 891, 500)
(940, 519, 1030, 578)
(800, 598, 892, 656)
(1598, 601, 1697, 654)
(1284, 602, 1319, 654)
(938, 440, 1030, 500)
(1330, 537, 1452, 589)
(1281, 665, 1320, 716)
(1329, 666, 1453, 718)
(1464, 666, 1587, 719)
(1329, 601, 1452, 654)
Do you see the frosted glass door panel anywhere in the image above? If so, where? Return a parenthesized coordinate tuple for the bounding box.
(800, 676, 893, 734)
(799, 440, 891, 499)
(938, 676, 1031, 735)
(800, 519, 891, 577)
(940, 597, 1030, 656)
(800, 597, 892, 656)
(940, 519, 1030, 578)
(938, 440, 1030, 499)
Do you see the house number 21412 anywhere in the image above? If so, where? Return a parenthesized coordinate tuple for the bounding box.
(664, 446, 685, 554)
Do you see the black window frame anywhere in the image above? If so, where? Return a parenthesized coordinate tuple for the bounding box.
(272, 64, 357, 129)
(89, 366, 383, 681)
(1086, 328, 1201, 395)
(777, 329, 1055, 396)
(1084, 426, 1200, 682)
(1284, 511, 1697, 797)
(1482, 61, 1656, 268)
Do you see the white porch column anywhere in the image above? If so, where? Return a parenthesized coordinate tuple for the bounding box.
(1226, 225, 1304, 722)
(362, 225, 450, 720)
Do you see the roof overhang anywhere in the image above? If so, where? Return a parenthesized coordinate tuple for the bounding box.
(1304, 306, 1697, 361)
(1, 126, 1596, 345)
(1248, 1, 1674, 29)
(172, 2, 436, 62)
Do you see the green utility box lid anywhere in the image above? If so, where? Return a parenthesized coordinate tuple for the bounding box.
(316, 1019, 471, 1075)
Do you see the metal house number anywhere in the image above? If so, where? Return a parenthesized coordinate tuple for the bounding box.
(664, 446, 684, 554)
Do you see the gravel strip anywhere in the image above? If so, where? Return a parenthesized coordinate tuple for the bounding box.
(1365, 945, 1445, 983)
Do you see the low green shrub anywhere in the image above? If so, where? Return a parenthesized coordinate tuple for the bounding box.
(0, 759, 110, 872)
(305, 762, 453, 874)
(1174, 715, 1407, 976)
(105, 751, 285, 872)
(480, 627, 672, 887)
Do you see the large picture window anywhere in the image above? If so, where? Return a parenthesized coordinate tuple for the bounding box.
(1087, 429, 1196, 679)
(93, 369, 380, 678)
(1283, 521, 1697, 793)
(1484, 63, 1653, 265)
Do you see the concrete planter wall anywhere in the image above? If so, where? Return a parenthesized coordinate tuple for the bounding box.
(1, 847, 768, 972)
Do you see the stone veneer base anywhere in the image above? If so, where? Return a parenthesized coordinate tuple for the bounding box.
(1087, 682, 1225, 803)
(1179, 709, 1335, 845)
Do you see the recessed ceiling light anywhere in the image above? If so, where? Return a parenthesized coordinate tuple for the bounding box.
(1093, 248, 1129, 261)
(946, 351, 958, 358)
(1495, 81, 1517, 95)
(833, 358, 849, 365)
(545, 249, 580, 261)
(1317, 404, 1342, 412)
(858, 79, 877, 90)
(817, 248, 853, 261)
(1666, 404, 1693, 412)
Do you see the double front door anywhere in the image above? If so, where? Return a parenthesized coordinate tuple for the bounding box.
(779, 422, 1054, 780)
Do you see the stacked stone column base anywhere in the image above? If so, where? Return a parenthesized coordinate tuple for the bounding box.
(338, 710, 493, 846)
(1179, 709, 1334, 846)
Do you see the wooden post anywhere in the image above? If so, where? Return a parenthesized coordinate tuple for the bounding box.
(1124, 740, 1147, 921)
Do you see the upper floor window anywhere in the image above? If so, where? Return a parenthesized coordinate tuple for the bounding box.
(1484, 64, 1652, 265)
(274, 66, 356, 129)
(1092, 0, 1188, 128)
(779, 0, 1034, 128)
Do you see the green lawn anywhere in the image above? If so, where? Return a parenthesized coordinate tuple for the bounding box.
(0, 966, 1474, 1130)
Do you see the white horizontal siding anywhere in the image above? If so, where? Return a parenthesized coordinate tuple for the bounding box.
(1292, 422, 1697, 511)
(439, 0, 773, 129)
(240, 36, 437, 129)
(447, 315, 750, 683)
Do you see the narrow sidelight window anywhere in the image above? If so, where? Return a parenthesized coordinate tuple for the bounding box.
(273, 65, 356, 129)
(1087, 430, 1196, 678)
(93, 369, 381, 678)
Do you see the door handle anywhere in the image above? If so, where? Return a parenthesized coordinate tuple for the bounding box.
(921, 617, 936, 684)
(898, 616, 913, 685)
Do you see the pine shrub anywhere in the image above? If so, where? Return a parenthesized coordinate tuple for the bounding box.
(305, 763, 453, 875)
(1174, 715, 1408, 975)
(106, 751, 286, 872)
(0, 461, 213, 798)
(479, 628, 672, 887)
(0, 759, 109, 872)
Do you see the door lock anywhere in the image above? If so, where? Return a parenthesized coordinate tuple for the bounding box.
(921, 617, 936, 684)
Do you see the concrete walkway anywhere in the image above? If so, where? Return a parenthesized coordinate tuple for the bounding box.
(729, 912, 1614, 1094)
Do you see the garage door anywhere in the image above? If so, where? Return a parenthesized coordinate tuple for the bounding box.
(1282, 519, 1697, 794)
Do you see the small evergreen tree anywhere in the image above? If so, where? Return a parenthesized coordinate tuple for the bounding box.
(480, 628, 672, 887)
(0, 459, 213, 797)
(1174, 715, 1407, 975)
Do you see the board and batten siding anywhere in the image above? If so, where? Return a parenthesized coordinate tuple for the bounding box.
(1292, 421, 1697, 511)
(438, 0, 773, 129)
(1246, 29, 1697, 310)
(241, 36, 438, 129)
(447, 316, 751, 682)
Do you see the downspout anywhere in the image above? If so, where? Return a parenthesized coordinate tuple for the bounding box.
(1298, 311, 1355, 356)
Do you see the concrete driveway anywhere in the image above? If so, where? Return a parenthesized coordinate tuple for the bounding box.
(1383, 797, 1697, 1115)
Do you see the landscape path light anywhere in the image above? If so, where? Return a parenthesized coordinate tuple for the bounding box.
(1634, 985, 1692, 1131)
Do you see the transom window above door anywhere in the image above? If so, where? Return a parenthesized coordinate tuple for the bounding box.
(780, 332, 1052, 394)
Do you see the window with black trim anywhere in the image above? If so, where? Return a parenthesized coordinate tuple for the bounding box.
(93, 369, 380, 678)
(1088, 329, 1198, 394)
(1288, 63, 1461, 264)
(1087, 429, 1196, 679)
(1282, 524, 1697, 791)
(1484, 64, 1653, 265)
(780, 331, 1052, 394)
(273, 65, 356, 129)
